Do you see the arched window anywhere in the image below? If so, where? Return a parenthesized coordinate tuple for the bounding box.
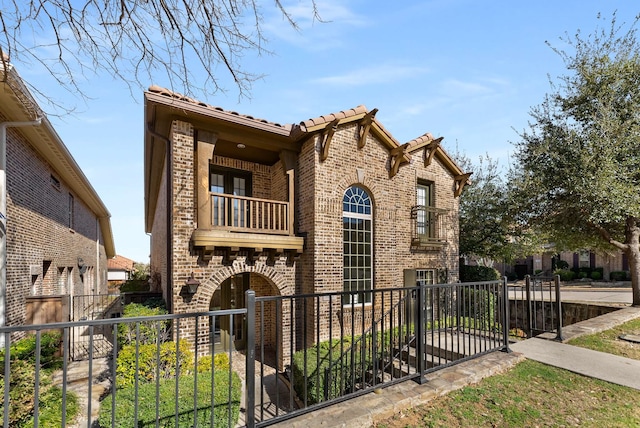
(343, 186, 373, 304)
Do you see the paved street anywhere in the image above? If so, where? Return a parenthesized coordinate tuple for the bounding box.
(560, 287, 633, 305)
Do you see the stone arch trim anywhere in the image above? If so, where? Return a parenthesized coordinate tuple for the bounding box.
(336, 175, 381, 211)
(189, 262, 293, 312)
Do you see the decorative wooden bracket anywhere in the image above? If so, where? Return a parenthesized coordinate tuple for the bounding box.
(246, 248, 263, 265)
(423, 137, 443, 167)
(266, 248, 284, 266)
(358, 108, 378, 149)
(454, 173, 472, 197)
(285, 250, 301, 267)
(389, 143, 410, 178)
(320, 118, 340, 162)
(222, 247, 240, 265)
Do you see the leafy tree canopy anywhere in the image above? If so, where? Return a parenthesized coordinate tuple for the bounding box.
(456, 152, 542, 265)
(510, 12, 640, 305)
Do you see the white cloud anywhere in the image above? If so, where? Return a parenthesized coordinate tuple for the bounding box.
(311, 64, 430, 86)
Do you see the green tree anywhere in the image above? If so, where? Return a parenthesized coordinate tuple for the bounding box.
(510, 13, 640, 306)
(456, 152, 541, 265)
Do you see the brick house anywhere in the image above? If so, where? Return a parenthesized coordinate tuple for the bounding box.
(0, 61, 115, 328)
(107, 254, 136, 286)
(144, 86, 469, 356)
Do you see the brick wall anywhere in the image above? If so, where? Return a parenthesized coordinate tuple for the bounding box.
(4, 119, 108, 327)
(150, 116, 461, 362)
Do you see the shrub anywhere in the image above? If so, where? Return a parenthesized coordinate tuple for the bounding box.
(555, 260, 569, 270)
(0, 334, 78, 427)
(578, 271, 588, 279)
(197, 353, 230, 373)
(554, 269, 575, 282)
(117, 299, 170, 346)
(590, 271, 602, 280)
(460, 265, 501, 282)
(460, 288, 497, 330)
(292, 337, 378, 405)
(610, 271, 629, 281)
(115, 340, 194, 389)
(119, 279, 150, 292)
(1, 331, 63, 370)
(99, 369, 241, 428)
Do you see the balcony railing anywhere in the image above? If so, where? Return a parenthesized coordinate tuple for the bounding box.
(410, 205, 449, 248)
(209, 192, 291, 235)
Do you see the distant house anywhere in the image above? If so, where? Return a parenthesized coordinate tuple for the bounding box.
(0, 59, 115, 328)
(144, 86, 468, 356)
(107, 255, 136, 286)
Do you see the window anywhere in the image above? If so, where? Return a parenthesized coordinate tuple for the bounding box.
(50, 175, 60, 191)
(416, 269, 435, 286)
(209, 166, 251, 227)
(68, 193, 75, 229)
(579, 250, 591, 269)
(416, 182, 434, 238)
(343, 186, 373, 305)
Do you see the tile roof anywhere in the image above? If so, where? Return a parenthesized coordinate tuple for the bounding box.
(406, 132, 437, 149)
(298, 105, 368, 130)
(107, 255, 136, 271)
(147, 85, 292, 131)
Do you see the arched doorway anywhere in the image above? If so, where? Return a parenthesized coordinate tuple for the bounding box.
(210, 273, 250, 353)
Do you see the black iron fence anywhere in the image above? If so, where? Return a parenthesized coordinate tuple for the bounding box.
(251, 279, 510, 426)
(508, 275, 563, 340)
(1, 280, 511, 428)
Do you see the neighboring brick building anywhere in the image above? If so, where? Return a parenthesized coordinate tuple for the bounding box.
(0, 61, 115, 328)
(144, 86, 468, 356)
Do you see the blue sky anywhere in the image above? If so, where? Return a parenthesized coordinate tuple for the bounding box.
(14, 1, 640, 263)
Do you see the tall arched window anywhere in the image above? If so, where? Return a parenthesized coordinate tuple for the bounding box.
(343, 186, 373, 304)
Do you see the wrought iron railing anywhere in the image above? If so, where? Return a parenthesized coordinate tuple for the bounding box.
(508, 275, 563, 340)
(410, 205, 449, 248)
(1, 281, 512, 428)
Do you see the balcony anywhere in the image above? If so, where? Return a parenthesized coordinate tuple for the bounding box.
(193, 191, 304, 261)
(410, 205, 449, 250)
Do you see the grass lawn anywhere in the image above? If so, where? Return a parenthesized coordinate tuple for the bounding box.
(375, 360, 640, 428)
(568, 317, 640, 361)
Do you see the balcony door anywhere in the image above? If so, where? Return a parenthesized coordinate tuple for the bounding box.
(416, 182, 434, 239)
(210, 166, 252, 228)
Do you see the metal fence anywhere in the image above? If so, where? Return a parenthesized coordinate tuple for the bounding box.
(1, 306, 252, 428)
(508, 275, 563, 340)
(251, 279, 510, 426)
(1, 280, 511, 428)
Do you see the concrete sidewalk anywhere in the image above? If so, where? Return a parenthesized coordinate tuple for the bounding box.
(510, 338, 640, 390)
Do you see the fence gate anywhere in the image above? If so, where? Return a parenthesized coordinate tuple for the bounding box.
(509, 275, 563, 340)
(70, 294, 121, 360)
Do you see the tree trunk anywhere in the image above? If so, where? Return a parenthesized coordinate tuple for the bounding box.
(625, 217, 640, 307)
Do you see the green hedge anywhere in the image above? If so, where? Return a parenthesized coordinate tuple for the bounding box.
(460, 265, 501, 282)
(117, 299, 170, 346)
(98, 369, 240, 428)
(115, 340, 194, 389)
(554, 269, 575, 282)
(610, 271, 629, 281)
(461, 288, 497, 330)
(0, 333, 78, 427)
(292, 337, 380, 405)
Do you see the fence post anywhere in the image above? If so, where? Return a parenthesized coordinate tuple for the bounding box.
(245, 290, 256, 428)
(554, 275, 564, 342)
(414, 283, 427, 383)
(502, 277, 511, 353)
(525, 275, 532, 338)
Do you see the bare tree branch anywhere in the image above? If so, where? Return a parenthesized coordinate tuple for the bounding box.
(0, 0, 319, 111)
